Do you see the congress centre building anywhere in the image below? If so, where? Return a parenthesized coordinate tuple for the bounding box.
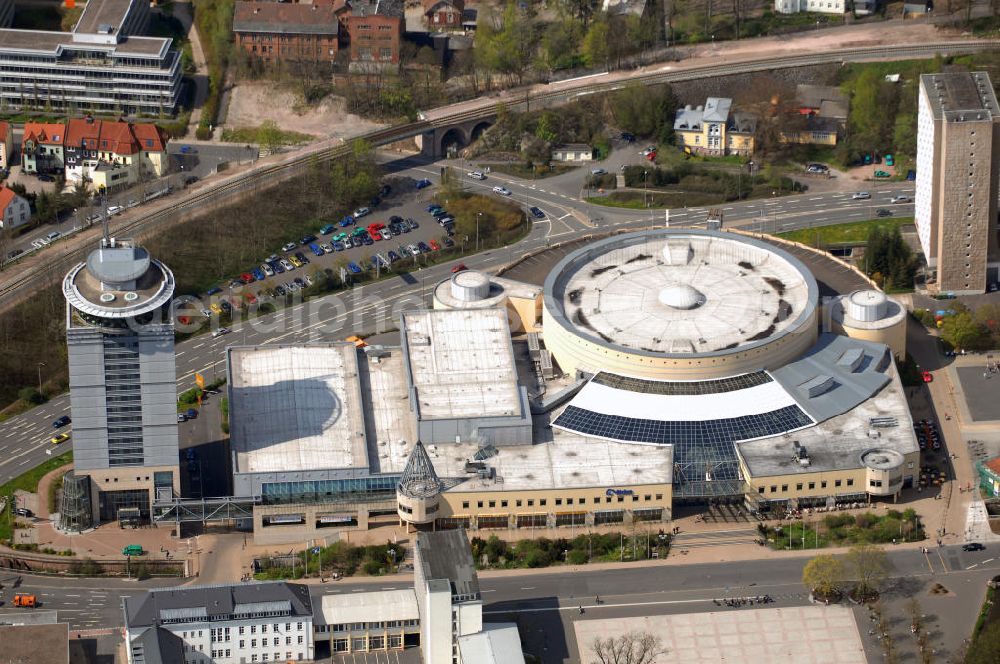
(223, 229, 918, 544)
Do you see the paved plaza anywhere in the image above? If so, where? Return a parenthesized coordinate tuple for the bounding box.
(955, 365, 1000, 422)
(572, 605, 866, 664)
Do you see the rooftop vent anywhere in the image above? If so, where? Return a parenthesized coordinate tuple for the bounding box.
(99, 293, 115, 303)
(124, 292, 138, 302)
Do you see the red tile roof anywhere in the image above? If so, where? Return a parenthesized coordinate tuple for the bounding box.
(0, 185, 18, 213)
(22, 122, 66, 147)
(985, 456, 1000, 478)
(65, 118, 167, 154)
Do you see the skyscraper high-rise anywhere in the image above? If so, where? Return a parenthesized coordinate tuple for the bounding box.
(62, 236, 179, 525)
(915, 71, 1000, 294)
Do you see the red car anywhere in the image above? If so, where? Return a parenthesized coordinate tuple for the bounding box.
(240, 272, 255, 284)
(451, 263, 467, 273)
(646, 151, 657, 162)
(429, 239, 440, 251)
(922, 371, 933, 383)
(243, 292, 258, 305)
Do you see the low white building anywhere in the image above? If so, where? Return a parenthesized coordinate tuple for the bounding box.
(774, 0, 846, 14)
(314, 588, 420, 653)
(123, 582, 315, 664)
(0, 185, 29, 230)
(551, 144, 594, 162)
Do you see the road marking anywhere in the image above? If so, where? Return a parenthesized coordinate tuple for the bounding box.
(65, 594, 81, 597)
(175, 351, 185, 358)
(984, 558, 995, 564)
(967, 563, 979, 570)
(520, 587, 536, 590)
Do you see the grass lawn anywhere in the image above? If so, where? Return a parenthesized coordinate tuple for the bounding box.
(587, 192, 721, 209)
(768, 509, 924, 550)
(221, 125, 315, 146)
(480, 162, 577, 180)
(777, 216, 914, 248)
(0, 451, 73, 542)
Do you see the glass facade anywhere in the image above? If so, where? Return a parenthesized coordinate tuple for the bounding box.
(260, 475, 401, 506)
(99, 488, 150, 522)
(104, 336, 144, 466)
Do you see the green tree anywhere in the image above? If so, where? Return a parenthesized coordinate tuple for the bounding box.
(845, 544, 887, 600)
(611, 83, 677, 143)
(941, 311, 987, 350)
(541, 18, 583, 71)
(802, 554, 845, 598)
(582, 18, 610, 68)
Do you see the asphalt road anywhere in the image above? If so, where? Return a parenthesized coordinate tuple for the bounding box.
(0, 154, 915, 487)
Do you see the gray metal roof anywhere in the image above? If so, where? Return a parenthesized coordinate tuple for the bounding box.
(130, 627, 185, 664)
(674, 105, 702, 131)
(233, 2, 340, 35)
(702, 97, 732, 123)
(921, 72, 1000, 122)
(416, 529, 480, 598)
(349, 0, 404, 18)
(85, 243, 150, 284)
(771, 333, 891, 423)
(125, 582, 313, 629)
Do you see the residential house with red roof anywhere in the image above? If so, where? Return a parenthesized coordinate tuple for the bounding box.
(0, 120, 11, 170)
(21, 122, 66, 174)
(0, 184, 30, 230)
(422, 0, 464, 30)
(64, 117, 169, 192)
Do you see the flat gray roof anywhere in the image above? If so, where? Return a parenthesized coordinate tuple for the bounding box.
(543, 230, 819, 358)
(401, 309, 522, 420)
(228, 344, 369, 475)
(921, 72, 1000, 122)
(416, 530, 480, 598)
(74, 0, 135, 35)
(737, 360, 917, 477)
(432, 272, 541, 310)
(0, 29, 169, 57)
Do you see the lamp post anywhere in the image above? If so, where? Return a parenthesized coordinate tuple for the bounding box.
(37, 362, 45, 395)
(476, 212, 482, 252)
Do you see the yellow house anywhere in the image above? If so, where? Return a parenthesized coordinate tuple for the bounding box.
(779, 115, 840, 147)
(674, 97, 756, 157)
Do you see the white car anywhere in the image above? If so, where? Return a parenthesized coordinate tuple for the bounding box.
(408, 244, 421, 256)
(354, 207, 370, 218)
(591, 168, 607, 176)
(890, 195, 911, 204)
(468, 171, 486, 180)
(106, 205, 124, 216)
(852, 192, 871, 200)
(640, 146, 656, 156)
(321, 243, 333, 253)
(212, 327, 231, 338)
(261, 263, 275, 277)
(493, 186, 511, 196)
(279, 258, 295, 271)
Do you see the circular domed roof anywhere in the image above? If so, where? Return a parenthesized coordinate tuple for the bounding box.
(658, 284, 706, 310)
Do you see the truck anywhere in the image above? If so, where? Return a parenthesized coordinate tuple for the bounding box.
(13, 593, 36, 608)
(706, 208, 724, 231)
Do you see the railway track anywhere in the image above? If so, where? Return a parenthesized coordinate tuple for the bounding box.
(0, 39, 996, 310)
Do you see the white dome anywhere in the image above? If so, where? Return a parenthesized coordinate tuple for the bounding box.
(658, 284, 706, 310)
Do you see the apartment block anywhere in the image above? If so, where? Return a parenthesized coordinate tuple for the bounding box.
(0, 0, 181, 116)
(915, 72, 1000, 294)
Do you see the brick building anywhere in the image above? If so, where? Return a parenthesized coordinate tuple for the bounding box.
(233, 1, 340, 66)
(345, 0, 404, 70)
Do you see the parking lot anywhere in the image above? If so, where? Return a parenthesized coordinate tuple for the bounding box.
(193, 177, 476, 310)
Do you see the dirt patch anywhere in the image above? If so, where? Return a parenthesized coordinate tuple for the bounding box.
(224, 81, 387, 141)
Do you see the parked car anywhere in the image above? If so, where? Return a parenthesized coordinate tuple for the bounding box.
(851, 192, 871, 200)
(426, 204, 443, 213)
(620, 132, 636, 143)
(415, 178, 432, 189)
(309, 243, 324, 256)
(388, 250, 400, 263)
(468, 171, 486, 180)
(186, 408, 198, 419)
(347, 262, 363, 274)
(107, 205, 124, 216)
(270, 260, 285, 274)
(261, 263, 275, 277)
(529, 206, 546, 218)
(320, 243, 333, 254)
(438, 216, 454, 226)
(38, 174, 54, 182)
(922, 370, 933, 383)
(179, 145, 197, 154)
(418, 241, 431, 253)
(240, 272, 255, 284)
(280, 258, 295, 271)
(184, 175, 199, 186)
(45, 231, 61, 242)
(354, 207, 370, 218)
(875, 208, 892, 217)
(243, 292, 258, 305)
(177, 413, 188, 422)
(408, 244, 421, 256)
(443, 237, 454, 248)
(874, 170, 890, 178)
(294, 251, 310, 265)
(52, 415, 71, 428)
(339, 216, 355, 227)
(282, 242, 298, 252)
(429, 239, 440, 251)
(591, 168, 607, 176)
(806, 163, 829, 174)
(493, 186, 511, 196)
(380, 229, 392, 241)
(300, 234, 317, 245)
(962, 542, 986, 552)
(332, 241, 345, 252)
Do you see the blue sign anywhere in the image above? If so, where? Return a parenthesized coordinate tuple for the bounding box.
(606, 488, 634, 497)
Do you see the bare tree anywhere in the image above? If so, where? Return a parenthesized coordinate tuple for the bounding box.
(845, 544, 888, 600)
(591, 632, 666, 664)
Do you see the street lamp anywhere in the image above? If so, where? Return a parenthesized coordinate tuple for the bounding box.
(476, 212, 482, 252)
(37, 362, 45, 395)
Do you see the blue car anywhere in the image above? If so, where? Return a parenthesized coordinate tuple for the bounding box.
(347, 262, 362, 274)
(530, 206, 546, 219)
(309, 243, 324, 257)
(269, 260, 284, 274)
(339, 215, 355, 227)
(387, 250, 400, 263)
(431, 209, 448, 219)
(206, 286, 223, 296)
(415, 179, 432, 189)
(332, 241, 345, 252)
(426, 204, 442, 213)
(53, 415, 71, 428)
(251, 267, 266, 281)
(361, 235, 374, 246)
(418, 241, 431, 253)
(320, 224, 335, 235)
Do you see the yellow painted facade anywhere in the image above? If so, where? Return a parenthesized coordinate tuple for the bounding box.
(675, 127, 755, 157)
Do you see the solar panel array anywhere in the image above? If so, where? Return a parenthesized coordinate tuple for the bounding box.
(592, 371, 772, 395)
(553, 404, 814, 498)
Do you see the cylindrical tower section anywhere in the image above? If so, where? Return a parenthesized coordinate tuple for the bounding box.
(861, 449, 905, 498)
(541, 229, 820, 380)
(450, 270, 491, 302)
(828, 289, 907, 358)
